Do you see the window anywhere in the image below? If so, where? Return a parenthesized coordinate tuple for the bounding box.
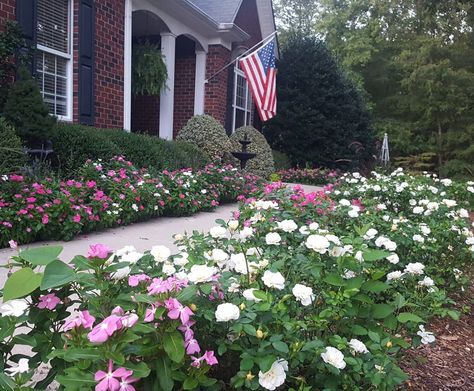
(36, 0, 72, 120)
(232, 67, 252, 132)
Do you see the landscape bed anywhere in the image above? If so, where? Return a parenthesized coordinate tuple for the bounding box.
(0, 169, 473, 390)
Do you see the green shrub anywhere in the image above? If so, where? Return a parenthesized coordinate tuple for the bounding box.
(176, 114, 233, 161)
(0, 117, 26, 174)
(272, 150, 292, 170)
(230, 126, 275, 178)
(3, 66, 56, 146)
(50, 123, 209, 177)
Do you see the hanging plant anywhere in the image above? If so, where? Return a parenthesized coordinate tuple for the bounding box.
(132, 40, 167, 96)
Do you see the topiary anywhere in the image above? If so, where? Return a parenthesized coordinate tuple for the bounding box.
(3, 66, 56, 147)
(0, 117, 27, 174)
(230, 126, 275, 178)
(176, 114, 233, 162)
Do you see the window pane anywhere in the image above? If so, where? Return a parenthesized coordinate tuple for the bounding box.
(37, 0, 69, 54)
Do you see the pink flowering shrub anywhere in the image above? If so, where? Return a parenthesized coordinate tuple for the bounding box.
(275, 167, 341, 186)
(0, 157, 264, 247)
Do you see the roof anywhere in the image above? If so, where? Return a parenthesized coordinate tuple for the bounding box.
(186, 0, 243, 23)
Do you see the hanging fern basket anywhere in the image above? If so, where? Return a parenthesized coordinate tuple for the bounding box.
(132, 40, 168, 96)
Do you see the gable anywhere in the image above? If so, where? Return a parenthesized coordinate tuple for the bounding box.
(187, 0, 243, 23)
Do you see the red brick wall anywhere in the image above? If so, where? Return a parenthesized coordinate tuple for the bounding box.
(173, 55, 195, 137)
(205, 45, 231, 126)
(131, 94, 160, 135)
(93, 0, 124, 128)
(0, 0, 15, 29)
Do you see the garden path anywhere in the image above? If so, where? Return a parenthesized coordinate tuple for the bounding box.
(0, 184, 323, 287)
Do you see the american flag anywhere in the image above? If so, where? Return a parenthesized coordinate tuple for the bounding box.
(239, 37, 277, 122)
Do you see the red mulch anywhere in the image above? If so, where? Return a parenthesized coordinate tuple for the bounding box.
(401, 278, 474, 390)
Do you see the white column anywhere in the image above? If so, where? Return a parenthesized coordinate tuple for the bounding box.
(194, 49, 206, 115)
(123, 0, 132, 131)
(159, 32, 176, 140)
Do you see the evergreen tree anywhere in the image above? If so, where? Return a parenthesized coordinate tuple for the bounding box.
(3, 66, 56, 147)
(264, 35, 374, 170)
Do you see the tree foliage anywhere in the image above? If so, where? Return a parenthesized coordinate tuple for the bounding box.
(264, 35, 374, 170)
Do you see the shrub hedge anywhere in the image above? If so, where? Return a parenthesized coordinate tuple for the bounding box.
(50, 123, 209, 176)
(0, 117, 27, 174)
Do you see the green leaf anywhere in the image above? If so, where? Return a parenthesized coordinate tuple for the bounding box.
(362, 249, 390, 261)
(323, 272, 344, 286)
(371, 304, 395, 319)
(183, 378, 199, 390)
(163, 331, 185, 363)
(351, 325, 368, 335)
(123, 361, 151, 378)
(70, 255, 90, 270)
(397, 312, 424, 324)
(272, 341, 289, 353)
(12, 333, 37, 347)
(40, 260, 76, 290)
(176, 285, 198, 302)
(447, 310, 460, 320)
(252, 290, 267, 301)
(362, 281, 390, 293)
(20, 246, 63, 265)
(56, 368, 96, 389)
(155, 355, 174, 391)
(243, 324, 256, 336)
(0, 373, 15, 391)
(368, 330, 380, 343)
(240, 356, 254, 371)
(3, 267, 42, 301)
(258, 355, 277, 372)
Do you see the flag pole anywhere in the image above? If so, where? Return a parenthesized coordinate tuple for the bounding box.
(205, 31, 277, 83)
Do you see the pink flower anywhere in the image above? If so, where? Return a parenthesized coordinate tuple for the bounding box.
(87, 180, 96, 188)
(42, 214, 49, 224)
(118, 376, 138, 391)
(37, 293, 61, 310)
(111, 306, 125, 316)
(178, 320, 195, 341)
(63, 310, 96, 331)
(8, 240, 17, 249)
(73, 214, 81, 223)
(95, 360, 132, 391)
(165, 298, 193, 325)
(144, 305, 157, 323)
(191, 351, 218, 368)
(128, 274, 150, 287)
(185, 338, 201, 355)
(88, 244, 112, 259)
(88, 315, 122, 343)
(120, 314, 139, 328)
(26, 197, 36, 203)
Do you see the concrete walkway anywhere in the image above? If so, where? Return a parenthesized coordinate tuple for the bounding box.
(0, 184, 323, 285)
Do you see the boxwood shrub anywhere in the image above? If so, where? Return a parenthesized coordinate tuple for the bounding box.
(0, 117, 27, 174)
(50, 123, 209, 176)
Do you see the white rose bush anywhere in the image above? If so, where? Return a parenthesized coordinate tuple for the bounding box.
(0, 168, 472, 389)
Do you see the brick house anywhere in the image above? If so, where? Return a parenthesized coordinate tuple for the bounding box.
(1, 0, 277, 139)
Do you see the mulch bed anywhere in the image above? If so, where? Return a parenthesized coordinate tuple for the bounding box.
(401, 278, 474, 390)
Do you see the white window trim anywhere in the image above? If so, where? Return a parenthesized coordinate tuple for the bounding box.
(231, 66, 252, 133)
(36, 0, 73, 122)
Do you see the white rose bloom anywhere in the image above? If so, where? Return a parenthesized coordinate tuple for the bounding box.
(440, 178, 452, 186)
(150, 245, 171, 263)
(187, 264, 217, 283)
(227, 220, 239, 231)
(215, 303, 240, 322)
(413, 234, 425, 243)
(467, 186, 474, 193)
(116, 245, 137, 257)
(372, 185, 381, 191)
(377, 203, 387, 210)
(466, 237, 474, 246)
(413, 206, 424, 214)
(121, 251, 143, 264)
(231, 253, 258, 275)
(321, 346, 346, 369)
(305, 235, 330, 254)
(162, 262, 176, 276)
(0, 299, 29, 317)
(262, 270, 285, 290)
(330, 246, 346, 257)
(418, 276, 435, 287)
(308, 222, 320, 230)
(404, 262, 425, 275)
(339, 199, 351, 206)
(299, 225, 309, 235)
(228, 281, 241, 293)
(242, 288, 262, 302)
(209, 249, 229, 267)
(427, 202, 439, 211)
(239, 226, 254, 241)
(343, 270, 356, 279)
(386, 253, 399, 264)
(363, 228, 378, 240)
(409, 199, 417, 206)
(387, 271, 404, 281)
(459, 208, 469, 218)
(258, 359, 288, 390)
(173, 253, 189, 267)
(355, 251, 364, 262)
(5, 358, 29, 377)
(265, 232, 282, 245)
(326, 234, 341, 245)
(210, 226, 227, 239)
(417, 325, 436, 344)
(111, 266, 131, 280)
(442, 199, 457, 207)
(348, 207, 359, 218)
(419, 224, 431, 235)
(349, 339, 369, 354)
(277, 219, 298, 233)
(246, 247, 262, 257)
(292, 284, 314, 306)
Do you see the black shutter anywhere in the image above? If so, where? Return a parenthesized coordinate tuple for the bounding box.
(16, 0, 37, 74)
(79, 0, 95, 125)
